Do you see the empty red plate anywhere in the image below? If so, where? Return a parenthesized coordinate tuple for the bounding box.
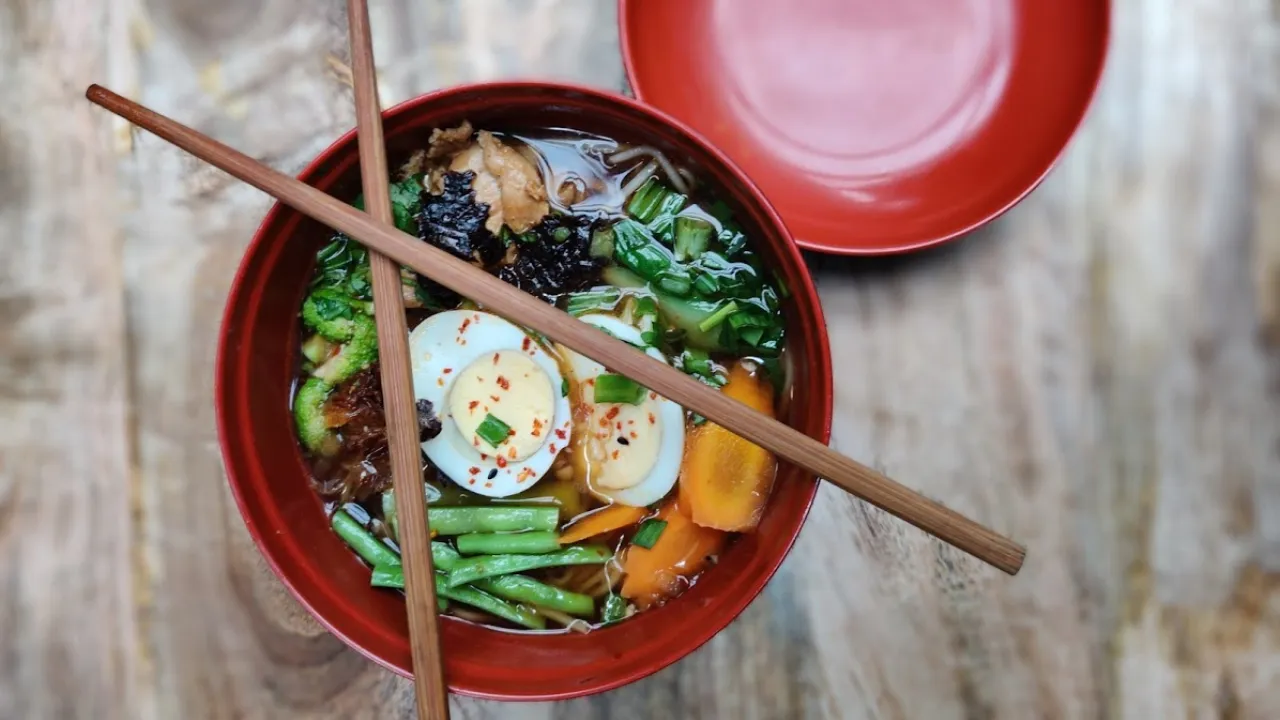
(620, 0, 1110, 254)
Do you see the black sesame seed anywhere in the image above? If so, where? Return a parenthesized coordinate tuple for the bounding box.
(487, 468, 498, 480)
(617, 436, 630, 446)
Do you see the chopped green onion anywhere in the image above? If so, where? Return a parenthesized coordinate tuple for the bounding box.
(602, 594, 627, 624)
(565, 288, 621, 316)
(613, 220, 675, 281)
(519, 231, 538, 244)
(633, 295, 658, 318)
(498, 226, 514, 246)
(626, 178, 665, 222)
(691, 273, 719, 297)
(561, 377, 569, 397)
(655, 270, 693, 297)
(631, 519, 668, 549)
(589, 227, 615, 258)
(674, 216, 713, 261)
(691, 413, 708, 426)
(594, 374, 646, 405)
(552, 226, 572, 243)
(475, 413, 512, 448)
(697, 300, 739, 333)
(680, 348, 714, 376)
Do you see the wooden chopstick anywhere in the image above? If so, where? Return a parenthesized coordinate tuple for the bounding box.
(84, 84, 1026, 576)
(344, 2, 449, 717)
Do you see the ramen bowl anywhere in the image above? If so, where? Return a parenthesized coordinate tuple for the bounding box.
(215, 82, 833, 701)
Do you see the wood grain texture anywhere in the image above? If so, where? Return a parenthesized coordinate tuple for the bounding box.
(2, 0, 1279, 718)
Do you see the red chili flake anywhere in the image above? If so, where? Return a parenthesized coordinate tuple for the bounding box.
(480, 453, 488, 461)
(459, 318, 472, 334)
(522, 337, 531, 351)
(468, 400, 480, 413)
(616, 422, 623, 431)
(443, 368, 453, 374)
(548, 443, 557, 454)
(496, 456, 508, 468)
(468, 467, 480, 475)
(483, 406, 490, 413)
(630, 431, 638, 439)
(484, 481, 494, 489)
(436, 378, 445, 387)
(649, 392, 657, 400)
(598, 417, 610, 428)
(507, 446, 517, 459)
(627, 419, 635, 425)
(490, 395, 501, 403)
(586, 378, 595, 386)
(648, 412, 656, 425)
(496, 376, 510, 390)
(531, 429, 542, 437)
(507, 428, 516, 436)
(493, 353, 500, 365)
(468, 478, 476, 485)
(605, 407, 620, 421)
(533, 418, 544, 431)
(554, 428, 567, 440)
(611, 450, 620, 460)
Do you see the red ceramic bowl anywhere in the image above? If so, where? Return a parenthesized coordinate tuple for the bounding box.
(215, 82, 833, 701)
(619, 0, 1110, 254)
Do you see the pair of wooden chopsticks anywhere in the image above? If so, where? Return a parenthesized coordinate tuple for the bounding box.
(86, 3, 1026, 714)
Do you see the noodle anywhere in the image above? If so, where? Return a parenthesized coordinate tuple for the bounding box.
(608, 145, 690, 194)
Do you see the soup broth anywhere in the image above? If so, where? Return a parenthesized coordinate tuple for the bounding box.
(292, 122, 791, 632)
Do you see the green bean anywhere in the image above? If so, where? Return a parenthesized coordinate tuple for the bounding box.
(428, 506, 559, 535)
(368, 566, 451, 613)
(331, 510, 400, 567)
(456, 531, 561, 556)
(431, 541, 462, 571)
(367, 567, 547, 630)
(472, 575, 596, 617)
(441, 582, 545, 630)
(382, 491, 399, 542)
(444, 545, 613, 588)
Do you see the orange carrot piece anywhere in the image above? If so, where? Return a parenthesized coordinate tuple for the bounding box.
(677, 362, 778, 531)
(558, 503, 647, 545)
(620, 497, 727, 609)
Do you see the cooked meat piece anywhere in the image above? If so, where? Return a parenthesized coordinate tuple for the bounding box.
(448, 131, 549, 234)
(426, 121, 475, 160)
(557, 177, 588, 206)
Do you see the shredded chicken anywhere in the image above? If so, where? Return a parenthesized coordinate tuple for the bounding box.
(426, 121, 475, 159)
(425, 123, 550, 235)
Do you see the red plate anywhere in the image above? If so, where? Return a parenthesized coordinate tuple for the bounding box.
(620, 0, 1110, 254)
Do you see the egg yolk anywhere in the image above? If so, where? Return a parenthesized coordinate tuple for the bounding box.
(584, 396, 661, 491)
(448, 350, 555, 461)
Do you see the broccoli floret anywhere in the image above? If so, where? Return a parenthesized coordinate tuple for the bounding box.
(313, 314, 378, 385)
(300, 333, 334, 365)
(301, 288, 375, 342)
(294, 377, 337, 455)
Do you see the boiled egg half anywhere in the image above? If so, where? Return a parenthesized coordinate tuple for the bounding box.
(409, 309, 573, 497)
(558, 314, 685, 508)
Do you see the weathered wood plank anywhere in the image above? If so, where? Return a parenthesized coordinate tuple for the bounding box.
(2, 0, 1279, 718)
(0, 2, 135, 719)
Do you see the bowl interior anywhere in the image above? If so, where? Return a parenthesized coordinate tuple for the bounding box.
(216, 83, 833, 701)
(620, 0, 1110, 254)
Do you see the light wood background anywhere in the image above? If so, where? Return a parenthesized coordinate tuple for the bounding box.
(2, 0, 1279, 718)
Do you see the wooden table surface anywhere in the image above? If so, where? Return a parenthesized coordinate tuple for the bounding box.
(3, 1, 1279, 718)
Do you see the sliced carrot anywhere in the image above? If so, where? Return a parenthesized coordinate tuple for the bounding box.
(558, 503, 647, 545)
(620, 497, 727, 609)
(678, 361, 778, 532)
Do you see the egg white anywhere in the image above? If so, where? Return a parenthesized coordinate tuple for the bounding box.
(560, 314, 686, 508)
(409, 309, 573, 498)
